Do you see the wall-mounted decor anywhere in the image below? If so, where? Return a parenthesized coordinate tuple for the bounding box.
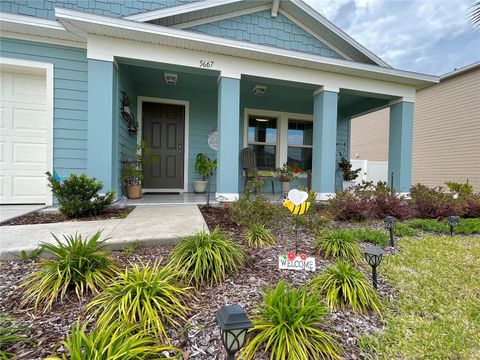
(208, 128, 218, 151)
(121, 90, 137, 135)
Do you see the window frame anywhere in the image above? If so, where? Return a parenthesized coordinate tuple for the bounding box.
(243, 108, 313, 174)
(287, 118, 314, 171)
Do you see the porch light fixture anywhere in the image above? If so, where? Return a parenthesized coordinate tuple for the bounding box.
(253, 85, 267, 96)
(383, 216, 397, 248)
(215, 305, 253, 360)
(364, 245, 385, 289)
(447, 215, 460, 236)
(164, 72, 178, 85)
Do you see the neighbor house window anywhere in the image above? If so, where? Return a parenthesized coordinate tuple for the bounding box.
(247, 116, 277, 169)
(287, 119, 313, 171)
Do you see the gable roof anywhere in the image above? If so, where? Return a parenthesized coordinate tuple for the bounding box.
(124, 0, 391, 67)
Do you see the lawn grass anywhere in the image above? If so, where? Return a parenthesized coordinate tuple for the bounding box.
(362, 235, 480, 358)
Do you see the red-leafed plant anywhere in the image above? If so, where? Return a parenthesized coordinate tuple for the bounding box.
(410, 184, 461, 219)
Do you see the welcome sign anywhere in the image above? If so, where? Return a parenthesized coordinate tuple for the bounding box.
(279, 252, 316, 272)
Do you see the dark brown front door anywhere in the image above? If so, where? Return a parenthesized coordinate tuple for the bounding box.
(142, 102, 185, 189)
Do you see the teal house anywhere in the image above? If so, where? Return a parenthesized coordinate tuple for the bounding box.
(0, 0, 438, 204)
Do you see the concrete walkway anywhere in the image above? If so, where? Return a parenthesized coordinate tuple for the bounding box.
(0, 205, 208, 259)
(0, 205, 45, 223)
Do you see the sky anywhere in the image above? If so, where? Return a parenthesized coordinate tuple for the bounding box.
(303, 0, 480, 75)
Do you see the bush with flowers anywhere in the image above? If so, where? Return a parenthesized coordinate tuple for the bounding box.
(274, 163, 302, 183)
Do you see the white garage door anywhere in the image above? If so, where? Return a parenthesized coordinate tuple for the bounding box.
(0, 63, 51, 204)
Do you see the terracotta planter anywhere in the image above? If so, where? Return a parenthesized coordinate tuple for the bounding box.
(281, 181, 291, 194)
(125, 184, 142, 199)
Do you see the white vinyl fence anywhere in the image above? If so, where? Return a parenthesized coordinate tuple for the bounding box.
(350, 160, 388, 185)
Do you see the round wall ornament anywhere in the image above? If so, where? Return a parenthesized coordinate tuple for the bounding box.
(208, 130, 218, 151)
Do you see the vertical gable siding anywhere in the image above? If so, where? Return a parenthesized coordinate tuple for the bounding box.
(0, 0, 196, 19)
(187, 10, 344, 59)
(0, 38, 88, 176)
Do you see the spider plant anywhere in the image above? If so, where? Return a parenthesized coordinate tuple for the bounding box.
(244, 224, 276, 248)
(87, 260, 190, 341)
(311, 260, 381, 314)
(48, 320, 177, 360)
(20, 231, 117, 312)
(169, 227, 245, 288)
(314, 230, 362, 264)
(240, 281, 340, 360)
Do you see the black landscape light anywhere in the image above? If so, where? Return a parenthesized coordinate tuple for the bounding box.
(215, 305, 253, 360)
(384, 216, 397, 247)
(447, 216, 460, 236)
(364, 245, 385, 289)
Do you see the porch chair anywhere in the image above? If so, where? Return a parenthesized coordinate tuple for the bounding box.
(240, 147, 275, 195)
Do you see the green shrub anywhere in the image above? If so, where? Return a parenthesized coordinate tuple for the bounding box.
(240, 281, 340, 360)
(46, 171, 115, 218)
(394, 222, 420, 237)
(230, 194, 282, 227)
(50, 321, 176, 360)
(244, 224, 276, 248)
(455, 218, 480, 235)
(88, 261, 189, 341)
(311, 260, 381, 314)
(314, 230, 362, 264)
(169, 228, 245, 288)
(352, 228, 389, 247)
(20, 231, 116, 312)
(0, 313, 29, 359)
(409, 219, 448, 233)
(445, 181, 473, 195)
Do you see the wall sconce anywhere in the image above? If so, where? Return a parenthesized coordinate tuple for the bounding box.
(253, 85, 267, 96)
(164, 73, 178, 85)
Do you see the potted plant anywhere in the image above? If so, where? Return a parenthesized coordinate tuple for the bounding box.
(193, 153, 217, 193)
(275, 163, 301, 194)
(121, 141, 155, 199)
(338, 157, 361, 191)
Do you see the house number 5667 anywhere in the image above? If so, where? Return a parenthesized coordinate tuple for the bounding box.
(199, 60, 214, 68)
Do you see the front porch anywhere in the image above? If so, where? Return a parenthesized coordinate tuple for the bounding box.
(88, 58, 414, 201)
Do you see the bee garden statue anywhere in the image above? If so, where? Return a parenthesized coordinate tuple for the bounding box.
(283, 189, 311, 252)
(283, 189, 311, 215)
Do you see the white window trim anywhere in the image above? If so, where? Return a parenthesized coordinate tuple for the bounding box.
(0, 57, 54, 206)
(136, 96, 190, 193)
(243, 108, 312, 174)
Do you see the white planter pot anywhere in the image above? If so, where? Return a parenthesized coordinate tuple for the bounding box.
(193, 180, 208, 193)
(342, 181, 356, 191)
(281, 181, 291, 194)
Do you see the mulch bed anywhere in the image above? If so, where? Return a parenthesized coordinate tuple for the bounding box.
(0, 206, 135, 226)
(0, 204, 392, 359)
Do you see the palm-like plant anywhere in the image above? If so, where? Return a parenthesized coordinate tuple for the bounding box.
(314, 230, 362, 264)
(87, 261, 189, 341)
(244, 224, 276, 248)
(0, 313, 28, 359)
(48, 321, 177, 360)
(240, 281, 340, 360)
(311, 260, 381, 314)
(169, 227, 245, 288)
(20, 231, 117, 312)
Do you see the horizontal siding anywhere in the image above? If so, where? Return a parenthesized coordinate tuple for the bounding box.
(0, 37, 89, 176)
(350, 68, 480, 192)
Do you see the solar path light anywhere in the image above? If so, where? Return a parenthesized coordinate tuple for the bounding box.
(215, 305, 253, 360)
(364, 245, 385, 289)
(447, 215, 460, 236)
(384, 216, 397, 247)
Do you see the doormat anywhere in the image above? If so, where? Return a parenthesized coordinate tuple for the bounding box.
(143, 192, 180, 195)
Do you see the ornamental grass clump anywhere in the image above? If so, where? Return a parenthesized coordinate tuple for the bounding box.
(244, 224, 276, 248)
(314, 230, 362, 264)
(87, 260, 189, 341)
(240, 281, 340, 360)
(49, 320, 177, 360)
(169, 227, 245, 288)
(20, 231, 116, 313)
(311, 260, 381, 314)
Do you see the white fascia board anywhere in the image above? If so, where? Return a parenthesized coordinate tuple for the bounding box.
(124, 0, 243, 22)
(441, 61, 480, 80)
(55, 7, 438, 88)
(0, 11, 84, 42)
(289, 0, 391, 68)
(271, 0, 280, 18)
